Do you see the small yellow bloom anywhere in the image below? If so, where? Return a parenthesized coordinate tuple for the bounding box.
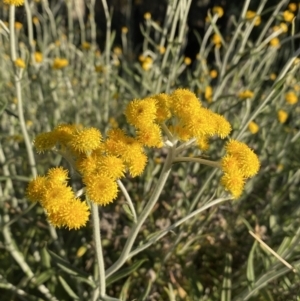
(283, 10, 294, 22)
(136, 123, 163, 148)
(52, 58, 68, 69)
(269, 38, 280, 47)
(34, 52, 43, 63)
(270, 73, 277, 80)
(14, 58, 26, 68)
(248, 121, 259, 134)
(144, 12, 151, 20)
(245, 11, 261, 26)
(32, 17, 39, 24)
(221, 171, 245, 198)
(196, 135, 210, 151)
(95, 65, 103, 72)
(121, 26, 128, 34)
(47, 167, 69, 185)
(238, 90, 254, 99)
(151, 93, 172, 123)
(125, 97, 157, 128)
(113, 47, 122, 56)
(279, 22, 288, 33)
(285, 91, 298, 104)
(98, 155, 126, 179)
(184, 57, 192, 65)
(34, 131, 58, 152)
(288, 3, 297, 12)
(142, 57, 153, 71)
(205, 86, 213, 103)
(212, 6, 224, 17)
(158, 46, 166, 54)
(84, 173, 118, 206)
(211, 34, 222, 47)
(26, 176, 47, 202)
(82, 42, 91, 50)
(210, 69, 218, 78)
(69, 127, 102, 154)
(3, 0, 24, 6)
(14, 22, 23, 30)
(277, 110, 288, 123)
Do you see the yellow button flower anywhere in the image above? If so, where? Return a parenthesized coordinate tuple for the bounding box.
(277, 110, 288, 123)
(285, 91, 298, 104)
(248, 121, 259, 134)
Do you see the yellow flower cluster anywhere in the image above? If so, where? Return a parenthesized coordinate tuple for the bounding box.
(245, 11, 261, 26)
(52, 58, 68, 69)
(285, 91, 298, 105)
(26, 167, 90, 229)
(221, 140, 260, 198)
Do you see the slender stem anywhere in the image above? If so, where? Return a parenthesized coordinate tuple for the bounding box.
(173, 156, 221, 169)
(91, 203, 106, 298)
(105, 147, 175, 278)
(117, 180, 137, 223)
(9, 6, 37, 178)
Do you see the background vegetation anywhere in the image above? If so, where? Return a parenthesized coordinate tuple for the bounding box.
(1, 0, 300, 300)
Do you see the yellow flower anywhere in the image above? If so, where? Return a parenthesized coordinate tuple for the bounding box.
(288, 3, 297, 12)
(125, 97, 158, 129)
(277, 110, 288, 123)
(76, 153, 99, 175)
(238, 90, 254, 99)
(82, 42, 91, 50)
(14, 58, 26, 68)
(225, 140, 260, 178)
(210, 69, 218, 78)
(205, 86, 213, 102)
(210, 112, 232, 138)
(14, 22, 23, 30)
(184, 57, 192, 65)
(32, 17, 39, 24)
(125, 151, 148, 177)
(136, 123, 164, 148)
(34, 131, 58, 152)
(84, 173, 118, 206)
(113, 47, 122, 56)
(211, 34, 222, 47)
(171, 88, 202, 122)
(196, 135, 210, 151)
(142, 57, 153, 71)
(52, 58, 68, 69)
(53, 123, 80, 147)
(269, 38, 280, 47)
(69, 127, 102, 154)
(158, 46, 166, 54)
(283, 10, 294, 22)
(144, 12, 151, 20)
(221, 171, 245, 198)
(3, 0, 24, 6)
(57, 198, 90, 230)
(212, 6, 224, 17)
(47, 167, 69, 184)
(245, 10, 261, 26)
(279, 22, 288, 33)
(122, 26, 128, 34)
(108, 117, 118, 128)
(270, 73, 277, 80)
(98, 155, 126, 179)
(26, 176, 47, 202)
(151, 93, 172, 123)
(248, 121, 259, 134)
(169, 124, 191, 141)
(285, 91, 298, 104)
(34, 52, 43, 63)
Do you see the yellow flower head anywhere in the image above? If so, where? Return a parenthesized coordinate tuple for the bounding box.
(69, 127, 102, 154)
(47, 198, 90, 229)
(34, 52, 43, 63)
(245, 11, 261, 26)
(125, 150, 148, 177)
(142, 57, 153, 71)
(34, 131, 58, 153)
(84, 173, 118, 206)
(144, 12, 151, 20)
(270, 73, 277, 80)
(212, 6, 224, 17)
(98, 155, 126, 179)
(210, 112, 232, 138)
(210, 69, 218, 78)
(184, 57, 192, 65)
(196, 135, 210, 151)
(285, 91, 298, 104)
(122, 26, 128, 34)
(269, 38, 280, 47)
(248, 121, 259, 134)
(136, 123, 164, 148)
(288, 3, 297, 12)
(171, 88, 202, 121)
(283, 10, 294, 22)
(82, 42, 91, 50)
(225, 140, 260, 178)
(205, 86, 213, 102)
(279, 22, 288, 33)
(211, 34, 222, 47)
(52, 58, 69, 69)
(169, 124, 191, 141)
(277, 110, 288, 123)
(47, 167, 69, 184)
(125, 97, 158, 129)
(151, 93, 172, 123)
(15, 22, 23, 30)
(26, 176, 47, 202)
(221, 171, 245, 198)
(238, 90, 254, 99)
(15, 58, 26, 68)
(53, 123, 80, 147)
(4, 0, 24, 6)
